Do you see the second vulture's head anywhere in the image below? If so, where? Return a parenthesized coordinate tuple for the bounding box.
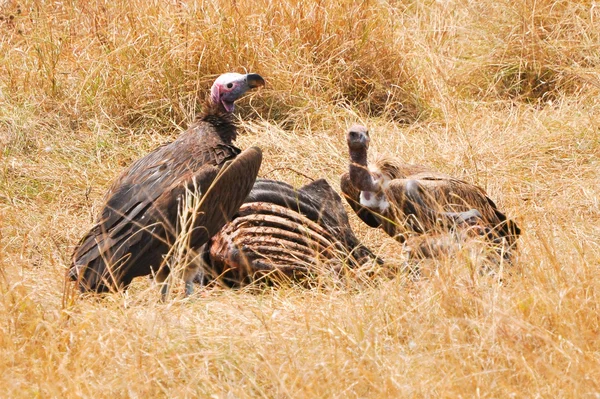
(347, 124, 370, 152)
(210, 72, 266, 113)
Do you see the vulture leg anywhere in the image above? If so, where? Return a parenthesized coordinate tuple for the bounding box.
(160, 283, 169, 301)
(182, 249, 206, 297)
(153, 266, 170, 301)
(185, 281, 194, 297)
(180, 258, 199, 298)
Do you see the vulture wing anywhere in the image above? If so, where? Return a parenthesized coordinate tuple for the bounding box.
(71, 141, 261, 291)
(173, 146, 263, 247)
(386, 174, 520, 240)
(340, 172, 382, 228)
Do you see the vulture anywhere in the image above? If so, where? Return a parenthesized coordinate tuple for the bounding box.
(199, 178, 382, 287)
(340, 124, 521, 259)
(70, 72, 265, 295)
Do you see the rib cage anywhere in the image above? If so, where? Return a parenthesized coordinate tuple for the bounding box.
(203, 179, 381, 286)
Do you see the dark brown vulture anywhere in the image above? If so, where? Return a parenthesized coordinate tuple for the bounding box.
(340, 124, 521, 259)
(198, 178, 382, 287)
(70, 72, 265, 295)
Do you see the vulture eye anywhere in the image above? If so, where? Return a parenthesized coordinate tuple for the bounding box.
(226, 83, 234, 89)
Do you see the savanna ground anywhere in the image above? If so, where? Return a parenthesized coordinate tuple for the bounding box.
(1, 0, 599, 397)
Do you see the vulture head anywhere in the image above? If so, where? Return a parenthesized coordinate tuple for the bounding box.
(347, 124, 370, 151)
(210, 73, 265, 113)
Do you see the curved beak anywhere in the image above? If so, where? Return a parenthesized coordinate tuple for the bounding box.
(246, 73, 266, 89)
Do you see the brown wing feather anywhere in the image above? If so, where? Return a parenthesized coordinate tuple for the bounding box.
(374, 158, 434, 179)
(70, 134, 259, 292)
(340, 172, 382, 228)
(393, 174, 498, 216)
(385, 175, 520, 243)
(178, 146, 263, 247)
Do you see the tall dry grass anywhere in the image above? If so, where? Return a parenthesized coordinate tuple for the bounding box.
(1, 0, 599, 397)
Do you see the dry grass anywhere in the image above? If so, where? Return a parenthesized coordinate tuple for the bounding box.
(1, 0, 600, 397)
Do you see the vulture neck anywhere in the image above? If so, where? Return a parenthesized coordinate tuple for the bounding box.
(349, 147, 379, 192)
(199, 100, 238, 144)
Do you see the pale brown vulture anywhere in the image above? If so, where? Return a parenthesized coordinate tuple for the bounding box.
(199, 178, 382, 287)
(340, 125, 521, 259)
(70, 73, 265, 294)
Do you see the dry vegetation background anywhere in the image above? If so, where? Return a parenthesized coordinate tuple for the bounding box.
(1, 0, 599, 397)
